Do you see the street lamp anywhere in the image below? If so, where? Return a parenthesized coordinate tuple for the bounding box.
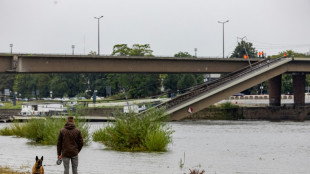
(93, 90, 97, 104)
(94, 16, 103, 56)
(218, 20, 229, 58)
(9, 44, 13, 54)
(72, 45, 75, 55)
(260, 84, 264, 95)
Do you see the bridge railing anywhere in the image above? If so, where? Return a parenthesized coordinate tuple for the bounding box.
(162, 57, 289, 110)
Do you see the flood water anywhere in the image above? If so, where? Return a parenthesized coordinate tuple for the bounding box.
(0, 120, 310, 174)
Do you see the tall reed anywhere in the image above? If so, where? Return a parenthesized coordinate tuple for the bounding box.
(93, 107, 174, 152)
(0, 106, 90, 145)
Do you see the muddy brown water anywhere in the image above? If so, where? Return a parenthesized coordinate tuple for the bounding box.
(0, 121, 310, 174)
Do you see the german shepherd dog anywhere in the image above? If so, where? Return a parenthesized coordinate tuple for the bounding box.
(32, 156, 44, 174)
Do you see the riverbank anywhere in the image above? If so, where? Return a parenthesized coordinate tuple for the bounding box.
(1, 105, 310, 122)
(0, 166, 29, 174)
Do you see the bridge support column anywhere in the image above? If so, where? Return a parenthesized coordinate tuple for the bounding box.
(268, 75, 282, 106)
(293, 73, 305, 106)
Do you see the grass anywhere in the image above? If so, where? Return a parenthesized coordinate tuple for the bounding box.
(93, 107, 174, 152)
(0, 106, 90, 145)
(215, 102, 244, 120)
(0, 101, 23, 109)
(186, 169, 205, 174)
(0, 166, 30, 174)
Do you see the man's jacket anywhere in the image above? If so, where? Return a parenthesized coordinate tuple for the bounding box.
(57, 122, 84, 157)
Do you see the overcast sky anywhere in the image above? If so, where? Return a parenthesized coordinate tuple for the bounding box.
(1, 0, 310, 57)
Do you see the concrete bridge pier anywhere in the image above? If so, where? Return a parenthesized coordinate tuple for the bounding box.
(268, 75, 282, 106)
(293, 73, 305, 106)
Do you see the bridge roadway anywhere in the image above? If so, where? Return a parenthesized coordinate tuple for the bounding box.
(158, 57, 310, 121)
(0, 53, 258, 73)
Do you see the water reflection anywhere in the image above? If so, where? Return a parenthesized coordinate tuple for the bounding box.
(0, 121, 310, 174)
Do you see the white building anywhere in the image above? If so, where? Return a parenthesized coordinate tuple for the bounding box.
(20, 103, 67, 116)
(123, 104, 146, 114)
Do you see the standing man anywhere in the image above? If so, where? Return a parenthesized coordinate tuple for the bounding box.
(57, 116, 84, 174)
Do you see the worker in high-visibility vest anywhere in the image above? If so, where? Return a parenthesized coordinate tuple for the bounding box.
(258, 52, 262, 58)
(284, 53, 287, 58)
(262, 51, 264, 58)
(243, 55, 248, 59)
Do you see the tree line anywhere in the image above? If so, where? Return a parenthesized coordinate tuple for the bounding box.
(1, 42, 309, 99)
(0, 44, 203, 99)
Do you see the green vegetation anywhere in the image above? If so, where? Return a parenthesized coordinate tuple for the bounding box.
(0, 116, 90, 145)
(270, 49, 310, 59)
(163, 52, 204, 96)
(0, 74, 15, 93)
(208, 102, 244, 120)
(174, 51, 194, 58)
(0, 101, 23, 109)
(230, 40, 258, 58)
(2, 44, 309, 103)
(93, 107, 174, 152)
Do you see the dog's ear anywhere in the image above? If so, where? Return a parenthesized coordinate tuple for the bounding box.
(36, 156, 38, 161)
(41, 156, 43, 161)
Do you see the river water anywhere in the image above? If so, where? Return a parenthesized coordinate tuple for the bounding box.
(0, 120, 310, 174)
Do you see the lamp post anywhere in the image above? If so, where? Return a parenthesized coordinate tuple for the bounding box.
(13, 92, 17, 106)
(93, 90, 97, 104)
(260, 84, 264, 95)
(9, 44, 13, 54)
(72, 45, 75, 55)
(94, 16, 103, 56)
(194, 48, 197, 57)
(218, 20, 229, 58)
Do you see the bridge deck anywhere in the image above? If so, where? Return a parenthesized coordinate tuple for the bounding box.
(159, 58, 293, 120)
(0, 54, 259, 73)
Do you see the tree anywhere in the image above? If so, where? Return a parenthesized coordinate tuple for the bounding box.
(270, 50, 310, 59)
(13, 74, 88, 98)
(270, 50, 310, 94)
(112, 44, 131, 56)
(107, 44, 160, 98)
(163, 52, 204, 96)
(230, 40, 258, 58)
(112, 44, 153, 56)
(177, 74, 197, 91)
(0, 74, 15, 93)
(163, 74, 180, 93)
(174, 51, 193, 58)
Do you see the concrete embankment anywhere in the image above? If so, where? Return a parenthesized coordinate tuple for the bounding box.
(187, 106, 310, 121)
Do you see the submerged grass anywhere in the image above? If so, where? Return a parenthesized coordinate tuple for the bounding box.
(93, 107, 174, 152)
(0, 166, 30, 174)
(0, 106, 90, 145)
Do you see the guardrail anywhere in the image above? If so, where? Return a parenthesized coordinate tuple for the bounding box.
(162, 57, 291, 110)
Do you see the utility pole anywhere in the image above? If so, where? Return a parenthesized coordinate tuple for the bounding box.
(94, 16, 103, 56)
(72, 45, 75, 55)
(194, 48, 197, 57)
(9, 44, 13, 54)
(218, 20, 229, 58)
(238, 36, 252, 67)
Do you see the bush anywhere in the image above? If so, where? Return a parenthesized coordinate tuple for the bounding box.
(218, 102, 243, 120)
(0, 117, 90, 145)
(93, 107, 174, 152)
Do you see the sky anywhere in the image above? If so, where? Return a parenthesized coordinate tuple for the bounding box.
(0, 0, 310, 57)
